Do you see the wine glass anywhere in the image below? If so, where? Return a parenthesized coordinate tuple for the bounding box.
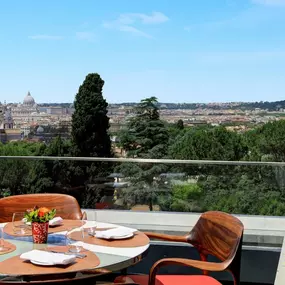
(12, 212, 28, 235)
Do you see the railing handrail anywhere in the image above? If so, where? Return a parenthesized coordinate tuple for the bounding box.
(0, 155, 284, 166)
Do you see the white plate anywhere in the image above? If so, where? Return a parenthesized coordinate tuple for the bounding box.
(31, 260, 54, 266)
(97, 232, 134, 240)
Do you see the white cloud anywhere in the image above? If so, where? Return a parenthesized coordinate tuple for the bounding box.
(28, 35, 63, 40)
(118, 25, 153, 39)
(76, 32, 96, 42)
(252, 0, 285, 6)
(118, 12, 169, 25)
(103, 11, 168, 38)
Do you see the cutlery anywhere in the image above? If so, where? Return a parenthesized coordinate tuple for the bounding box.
(48, 250, 87, 259)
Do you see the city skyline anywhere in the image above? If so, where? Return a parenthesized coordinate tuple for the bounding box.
(0, 0, 285, 103)
(2, 91, 285, 105)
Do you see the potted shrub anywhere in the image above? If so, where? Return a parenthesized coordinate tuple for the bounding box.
(25, 206, 56, 244)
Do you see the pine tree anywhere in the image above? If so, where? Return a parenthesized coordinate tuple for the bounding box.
(117, 97, 170, 210)
(120, 96, 169, 159)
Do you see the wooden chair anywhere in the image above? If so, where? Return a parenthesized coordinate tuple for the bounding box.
(0, 193, 86, 223)
(114, 211, 244, 285)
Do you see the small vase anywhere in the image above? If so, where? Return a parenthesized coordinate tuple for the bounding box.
(32, 222, 49, 244)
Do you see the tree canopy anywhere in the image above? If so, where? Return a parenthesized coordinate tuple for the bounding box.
(169, 126, 248, 161)
(117, 97, 170, 210)
(119, 96, 169, 159)
(72, 73, 111, 157)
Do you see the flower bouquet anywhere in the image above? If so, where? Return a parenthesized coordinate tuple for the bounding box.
(25, 207, 56, 243)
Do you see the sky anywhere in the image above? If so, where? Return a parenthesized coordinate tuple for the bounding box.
(0, 0, 285, 104)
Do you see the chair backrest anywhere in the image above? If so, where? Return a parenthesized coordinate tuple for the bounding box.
(188, 211, 244, 266)
(0, 194, 84, 223)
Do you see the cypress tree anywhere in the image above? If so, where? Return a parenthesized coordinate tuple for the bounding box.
(72, 73, 111, 157)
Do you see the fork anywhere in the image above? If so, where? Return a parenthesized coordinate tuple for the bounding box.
(48, 250, 87, 259)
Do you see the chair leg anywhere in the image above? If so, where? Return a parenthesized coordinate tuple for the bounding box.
(199, 253, 209, 275)
(120, 268, 128, 276)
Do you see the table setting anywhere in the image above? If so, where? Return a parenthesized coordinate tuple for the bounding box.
(0, 205, 150, 283)
(3, 210, 83, 237)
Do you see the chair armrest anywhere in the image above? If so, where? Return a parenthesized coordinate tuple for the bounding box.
(149, 258, 227, 285)
(143, 232, 188, 243)
(80, 268, 110, 275)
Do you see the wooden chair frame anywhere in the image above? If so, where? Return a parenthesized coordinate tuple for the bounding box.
(143, 211, 244, 285)
(0, 193, 86, 222)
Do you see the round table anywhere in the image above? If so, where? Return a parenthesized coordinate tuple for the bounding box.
(0, 221, 149, 284)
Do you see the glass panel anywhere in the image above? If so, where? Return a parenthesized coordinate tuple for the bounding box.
(0, 157, 284, 216)
(0, 156, 284, 249)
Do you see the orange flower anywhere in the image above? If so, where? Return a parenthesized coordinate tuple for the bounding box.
(38, 207, 50, 217)
(38, 207, 50, 213)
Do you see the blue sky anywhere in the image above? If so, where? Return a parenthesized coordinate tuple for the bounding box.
(0, 0, 285, 104)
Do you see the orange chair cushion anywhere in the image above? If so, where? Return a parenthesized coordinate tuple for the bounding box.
(115, 275, 222, 285)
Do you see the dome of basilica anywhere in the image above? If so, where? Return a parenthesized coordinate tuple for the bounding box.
(36, 126, 44, 133)
(23, 92, 35, 106)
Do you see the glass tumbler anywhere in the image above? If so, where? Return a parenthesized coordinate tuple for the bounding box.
(12, 212, 28, 235)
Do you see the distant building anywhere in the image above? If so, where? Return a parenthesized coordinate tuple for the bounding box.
(10, 92, 53, 126)
(0, 107, 14, 129)
(21, 125, 32, 137)
(0, 129, 22, 143)
(46, 107, 66, 115)
(11, 92, 39, 118)
(0, 104, 21, 143)
(36, 126, 44, 134)
(46, 106, 74, 115)
(28, 124, 71, 143)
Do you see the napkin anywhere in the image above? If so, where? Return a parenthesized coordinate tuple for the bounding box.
(20, 250, 76, 265)
(49, 217, 63, 226)
(95, 227, 136, 240)
(22, 218, 31, 226)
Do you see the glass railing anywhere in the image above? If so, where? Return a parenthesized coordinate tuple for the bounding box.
(1, 156, 285, 216)
(0, 156, 282, 285)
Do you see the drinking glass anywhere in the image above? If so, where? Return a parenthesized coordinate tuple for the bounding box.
(84, 212, 97, 237)
(65, 228, 83, 253)
(81, 213, 97, 238)
(0, 227, 8, 252)
(12, 212, 28, 235)
(80, 215, 87, 238)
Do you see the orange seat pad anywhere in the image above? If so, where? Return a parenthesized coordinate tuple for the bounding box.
(115, 274, 222, 285)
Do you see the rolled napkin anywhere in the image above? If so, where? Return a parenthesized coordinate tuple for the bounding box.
(20, 250, 76, 265)
(49, 217, 63, 226)
(22, 218, 31, 226)
(95, 227, 136, 240)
